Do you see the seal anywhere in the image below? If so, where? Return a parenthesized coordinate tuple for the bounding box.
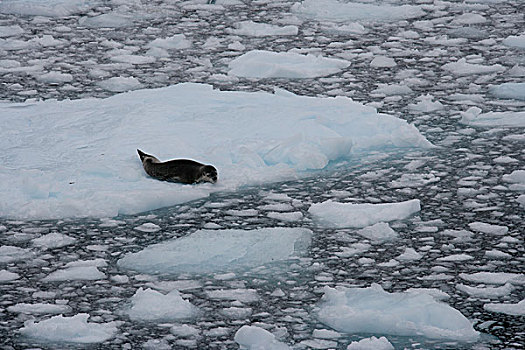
(137, 149, 218, 184)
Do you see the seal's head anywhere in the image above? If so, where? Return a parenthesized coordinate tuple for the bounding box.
(200, 165, 218, 183)
(137, 149, 159, 164)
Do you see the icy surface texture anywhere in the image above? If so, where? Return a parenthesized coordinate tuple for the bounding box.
(118, 228, 312, 274)
(317, 284, 480, 342)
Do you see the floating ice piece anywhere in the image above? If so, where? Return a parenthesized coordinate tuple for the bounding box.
(503, 34, 525, 49)
(0, 246, 34, 263)
(42, 265, 106, 282)
(229, 50, 350, 78)
(317, 284, 480, 342)
(0, 25, 24, 37)
(437, 254, 474, 262)
(134, 222, 161, 233)
(452, 13, 487, 25)
(397, 247, 422, 261)
(125, 288, 198, 321)
(484, 299, 525, 316)
(347, 336, 394, 350)
(206, 289, 259, 303)
(442, 58, 505, 76)
(118, 228, 312, 274)
(291, 0, 424, 22)
(461, 107, 525, 127)
(31, 232, 76, 249)
(8, 303, 71, 315)
(0, 269, 19, 282)
(468, 222, 508, 236)
(408, 95, 444, 112)
(370, 56, 396, 68)
(147, 34, 192, 50)
(308, 199, 420, 228)
(234, 325, 291, 350)
(110, 55, 156, 65)
(457, 283, 513, 298)
(79, 13, 134, 28)
(502, 170, 525, 185)
(372, 84, 412, 96)
(0, 83, 431, 220)
(229, 21, 298, 36)
(490, 83, 525, 101)
(20, 314, 117, 344)
(267, 211, 303, 222)
(0, 0, 94, 17)
(356, 222, 398, 242)
(459, 272, 525, 285)
(36, 71, 73, 84)
(97, 76, 143, 92)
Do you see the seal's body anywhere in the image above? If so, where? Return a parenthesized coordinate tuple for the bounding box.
(137, 149, 217, 184)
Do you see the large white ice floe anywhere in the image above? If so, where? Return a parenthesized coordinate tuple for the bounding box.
(228, 50, 350, 78)
(461, 107, 525, 127)
(291, 0, 424, 22)
(125, 288, 198, 321)
(0, 0, 94, 17)
(316, 284, 480, 342)
(490, 82, 525, 101)
(308, 199, 421, 228)
(234, 325, 291, 350)
(118, 228, 312, 275)
(0, 83, 431, 220)
(483, 299, 525, 316)
(19, 313, 118, 343)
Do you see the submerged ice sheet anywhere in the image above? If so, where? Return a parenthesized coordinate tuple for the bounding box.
(308, 199, 420, 228)
(118, 228, 312, 274)
(317, 284, 479, 342)
(0, 83, 431, 219)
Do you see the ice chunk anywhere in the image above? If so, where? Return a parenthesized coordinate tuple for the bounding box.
(355, 222, 398, 242)
(31, 232, 76, 249)
(229, 21, 298, 36)
(0, 269, 19, 282)
(457, 283, 513, 298)
(461, 107, 525, 127)
(468, 222, 508, 236)
(134, 223, 161, 232)
(459, 272, 525, 285)
(484, 299, 525, 316)
(229, 50, 350, 78)
(317, 284, 479, 341)
(397, 247, 423, 261)
(442, 58, 505, 76)
(308, 199, 420, 228)
(97, 76, 143, 92)
(503, 34, 525, 49)
(19, 313, 118, 343)
(79, 13, 134, 28)
(0, 0, 94, 17)
(370, 56, 396, 68)
(125, 288, 198, 321)
(118, 228, 312, 274)
(346, 336, 394, 350)
(234, 325, 291, 350)
(0, 245, 34, 263)
(291, 0, 424, 22)
(42, 265, 106, 282)
(490, 83, 525, 101)
(147, 34, 192, 50)
(8, 303, 72, 314)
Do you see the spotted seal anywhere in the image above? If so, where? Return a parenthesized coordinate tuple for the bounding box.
(137, 149, 218, 184)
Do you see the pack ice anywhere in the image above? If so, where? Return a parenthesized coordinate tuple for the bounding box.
(118, 228, 312, 275)
(0, 83, 431, 219)
(317, 284, 480, 342)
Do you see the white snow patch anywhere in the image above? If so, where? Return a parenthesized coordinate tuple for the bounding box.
(308, 199, 420, 228)
(317, 284, 479, 341)
(19, 313, 118, 343)
(126, 288, 198, 321)
(118, 228, 312, 274)
(229, 50, 350, 78)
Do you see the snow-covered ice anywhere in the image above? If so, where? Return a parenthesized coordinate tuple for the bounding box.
(346, 336, 394, 350)
(234, 325, 290, 350)
(125, 288, 198, 321)
(484, 299, 525, 316)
